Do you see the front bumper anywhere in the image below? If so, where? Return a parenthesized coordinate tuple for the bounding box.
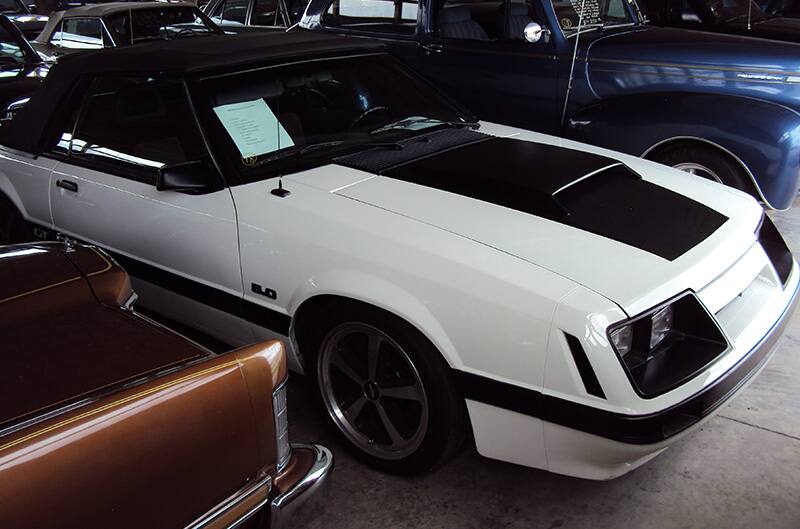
(572, 275, 799, 445)
(270, 444, 333, 529)
(463, 262, 799, 479)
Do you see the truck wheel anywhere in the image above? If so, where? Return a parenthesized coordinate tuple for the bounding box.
(312, 302, 466, 475)
(0, 194, 27, 244)
(649, 143, 751, 192)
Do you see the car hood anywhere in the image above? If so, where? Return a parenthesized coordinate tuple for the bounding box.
(290, 123, 764, 315)
(584, 26, 800, 107)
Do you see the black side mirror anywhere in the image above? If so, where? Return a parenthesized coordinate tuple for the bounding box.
(156, 160, 219, 193)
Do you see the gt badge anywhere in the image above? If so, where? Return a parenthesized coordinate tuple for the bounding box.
(252, 283, 277, 300)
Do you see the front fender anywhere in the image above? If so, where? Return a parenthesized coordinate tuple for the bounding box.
(287, 269, 459, 368)
(0, 171, 27, 217)
(566, 92, 800, 209)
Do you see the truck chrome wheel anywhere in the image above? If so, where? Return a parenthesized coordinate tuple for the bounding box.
(673, 162, 722, 184)
(672, 162, 722, 183)
(318, 322, 429, 460)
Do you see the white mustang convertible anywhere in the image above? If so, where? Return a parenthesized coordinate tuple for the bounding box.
(0, 31, 796, 480)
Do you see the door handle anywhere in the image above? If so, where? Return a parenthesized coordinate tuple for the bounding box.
(422, 43, 443, 54)
(56, 179, 78, 192)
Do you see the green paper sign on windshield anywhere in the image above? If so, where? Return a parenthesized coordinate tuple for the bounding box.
(213, 99, 294, 159)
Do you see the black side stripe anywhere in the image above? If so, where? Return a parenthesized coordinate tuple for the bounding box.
(454, 281, 797, 445)
(28, 224, 292, 335)
(109, 252, 292, 336)
(565, 333, 606, 399)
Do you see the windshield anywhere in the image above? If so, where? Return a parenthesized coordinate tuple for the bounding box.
(105, 7, 220, 45)
(694, 0, 766, 23)
(551, 0, 635, 35)
(197, 54, 473, 183)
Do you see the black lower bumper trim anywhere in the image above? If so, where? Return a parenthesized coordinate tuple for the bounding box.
(456, 279, 799, 445)
(26, 222, 291, 336)
(110, 252, 292, 336)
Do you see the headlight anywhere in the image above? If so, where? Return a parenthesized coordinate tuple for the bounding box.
(273, 380, 291, 472)
(649, 305, 674, 350)
(607, 292, 727, 398)
(609, 324, 633, 358)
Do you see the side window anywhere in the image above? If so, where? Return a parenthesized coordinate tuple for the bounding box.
(606, 0, 627, 17)
(434, 0, 507, 41)
(0, 23, 25, 62)
(211, 0, 249, 25)
(51, 18, 109, 49)
(285, 0, 307, 23)
(323, 0, 419, 35)
(251, 0, 282, 26)
(107, 12, 131, 45)
(57, 77, 208, 184)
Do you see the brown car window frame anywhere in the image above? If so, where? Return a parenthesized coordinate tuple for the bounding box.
(50, 17, 113, 49)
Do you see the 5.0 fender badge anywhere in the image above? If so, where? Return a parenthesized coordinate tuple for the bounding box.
(252, 283, 277, 300)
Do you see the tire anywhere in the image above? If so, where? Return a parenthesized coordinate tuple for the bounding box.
(0, 193, 28, 245)
(310, 301, 466, 475)
(649, 142, 751, 193)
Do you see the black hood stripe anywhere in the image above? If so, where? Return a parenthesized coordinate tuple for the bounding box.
(335, 132, 728, 261)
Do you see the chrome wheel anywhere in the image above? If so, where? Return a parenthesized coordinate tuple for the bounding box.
(318, 322, 429, 460)
(673, 162, 722, 183)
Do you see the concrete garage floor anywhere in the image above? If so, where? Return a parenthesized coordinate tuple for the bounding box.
(281, 204, 800, 529)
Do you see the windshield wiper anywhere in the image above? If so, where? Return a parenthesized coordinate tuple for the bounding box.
(565, 22, 637, 38)
(252, 140, 403, 168)
(370, 116, 479, 135)
(728, 13, 766, 23)
(564, 23, 603, 38)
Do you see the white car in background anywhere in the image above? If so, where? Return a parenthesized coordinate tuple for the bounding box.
(0, 30, 796, 480)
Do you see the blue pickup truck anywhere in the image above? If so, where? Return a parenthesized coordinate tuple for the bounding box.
(301, 0, 800, 209)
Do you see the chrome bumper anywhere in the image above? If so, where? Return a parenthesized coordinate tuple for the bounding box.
(270, 443, 333, 529)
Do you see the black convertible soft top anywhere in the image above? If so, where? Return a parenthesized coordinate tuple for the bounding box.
(0, 30, 385, 154)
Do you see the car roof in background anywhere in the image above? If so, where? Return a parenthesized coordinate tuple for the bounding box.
(1, 30, 385, 154)
(61, 28, 383, 75)
(34, 1, 208, 44)
(56, 1, 197, 18)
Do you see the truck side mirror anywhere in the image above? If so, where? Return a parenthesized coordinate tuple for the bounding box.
(524, 22, 550, 43)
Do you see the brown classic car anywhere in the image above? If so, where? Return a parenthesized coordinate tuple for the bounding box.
(0, 240, 332, 529)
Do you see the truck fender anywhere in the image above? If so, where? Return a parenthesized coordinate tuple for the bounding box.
(566, 92, 800, 209)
